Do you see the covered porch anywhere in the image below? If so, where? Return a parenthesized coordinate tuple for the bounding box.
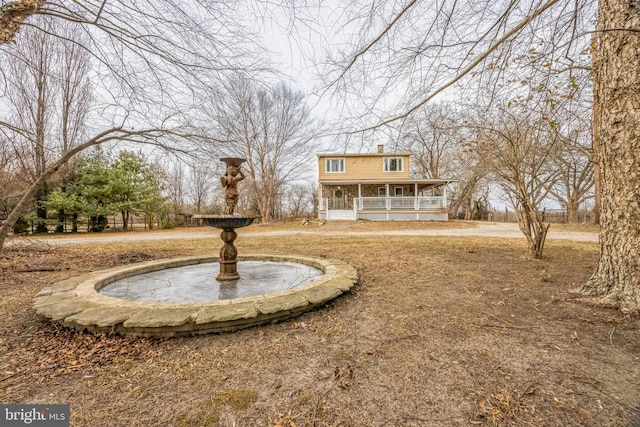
(318, 179, 451, 221)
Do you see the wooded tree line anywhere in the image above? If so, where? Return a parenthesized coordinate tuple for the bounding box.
(0, 3, 319, 241)
(1, 0, 639, 311)
(3, 141, 318, 235)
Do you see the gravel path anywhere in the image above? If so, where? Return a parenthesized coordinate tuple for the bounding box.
(9, 221, 598, 246)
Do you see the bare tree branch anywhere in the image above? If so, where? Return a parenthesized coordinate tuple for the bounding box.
(354, 0, 562, 133)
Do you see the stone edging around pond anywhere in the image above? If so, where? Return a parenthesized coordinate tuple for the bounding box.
(32, 255, 358, 337)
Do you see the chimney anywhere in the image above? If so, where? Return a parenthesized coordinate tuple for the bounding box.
(377, 144, 384, 153)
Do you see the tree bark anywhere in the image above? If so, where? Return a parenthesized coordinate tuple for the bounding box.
(566, 197, 580, 224)
(121, 211, 129, 231)
(591, 31, 602, 225)
(56, 208, 65, 233)
(580, 0, 640, 310)
(0, 1, 45, 45)
(515, 202, 550, 259)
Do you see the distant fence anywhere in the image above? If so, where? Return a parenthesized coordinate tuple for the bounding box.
(488, 209, 593, 224)
(7, 214, 187, 235)
(5, 211, 267, 235)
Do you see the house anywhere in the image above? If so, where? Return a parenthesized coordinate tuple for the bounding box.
(318, 145, 452, 221)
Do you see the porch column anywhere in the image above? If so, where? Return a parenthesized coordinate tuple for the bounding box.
(318, 183, 323, 219)
(443, 184, 448, 209)
(414, 183, 418, 210)
(358, 184, 362, 211)
(386, 184, 390, 210)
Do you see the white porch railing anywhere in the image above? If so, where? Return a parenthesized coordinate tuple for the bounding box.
(320, 197, 328, 210)
(322, 196, 445, 211)
(416, 196, 445, 210)
(360, 196, 444, 210)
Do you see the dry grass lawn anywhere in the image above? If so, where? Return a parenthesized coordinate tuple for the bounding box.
(0, 221, 638, 426)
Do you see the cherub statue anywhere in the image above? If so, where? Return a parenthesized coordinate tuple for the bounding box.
(220, 164, 245, 215)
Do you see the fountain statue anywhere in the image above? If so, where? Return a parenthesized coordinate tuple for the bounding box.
(220, 158, 245, 215)
(205, 157, 256, 280)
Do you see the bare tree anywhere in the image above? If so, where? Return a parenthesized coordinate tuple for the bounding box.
(448, 146, 489, 220)
(4, 19, 53, 232)
(54, 22, 91, 152)
(317, 0, 593, 131)
(285, 181, 314, 219)
(399, 103, 489, 218)
(307, 181, 319, 218)
(400, 104, 461, 180)
(1, 18, 92, 233)
(188, 161, 218, 215)
(212, 78, 317, 222)
(0, 136, 26, 222)
(1, 1, 267, 80)
(545, 126, 594, 223)
(517, 46, 597, 224)
(471, 105, 561, 258)
(55, 22, 92, 231)
(164, 163, 186, 221)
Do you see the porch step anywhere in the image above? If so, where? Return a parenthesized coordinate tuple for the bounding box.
(326, 210, 356, 221)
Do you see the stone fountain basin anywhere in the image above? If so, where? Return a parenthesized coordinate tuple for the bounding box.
(33, 254, 357, 337)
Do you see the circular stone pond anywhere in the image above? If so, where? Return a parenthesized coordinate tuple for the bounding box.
(33, 254, 357, 337)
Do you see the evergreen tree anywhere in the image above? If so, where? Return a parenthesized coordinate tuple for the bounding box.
(46, 150, 168, 232)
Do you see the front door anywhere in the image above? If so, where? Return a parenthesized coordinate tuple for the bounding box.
(330, 188, 347, 209)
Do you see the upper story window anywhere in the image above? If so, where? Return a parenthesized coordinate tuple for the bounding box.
(325, 158, 345, 173)
(383, 157, 404, 172)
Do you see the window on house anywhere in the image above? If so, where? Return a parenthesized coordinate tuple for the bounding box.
(394, 187, 404, 196)
(383, 157, 404, 172)
(378, 187, 386, 197)
(325, 158, 345, 173)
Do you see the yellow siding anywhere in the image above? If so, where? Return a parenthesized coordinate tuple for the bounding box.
(318, 155, 411, 180)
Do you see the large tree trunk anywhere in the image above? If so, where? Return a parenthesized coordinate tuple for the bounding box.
(566, 197, 580, 224)
(579, 0, 640, 310)
(590, 32, 602, 225)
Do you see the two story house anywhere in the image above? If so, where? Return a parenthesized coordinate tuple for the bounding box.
(318, 146, 452, 221)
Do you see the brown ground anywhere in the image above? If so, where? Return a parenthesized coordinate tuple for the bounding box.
(1, 221, 639, 427)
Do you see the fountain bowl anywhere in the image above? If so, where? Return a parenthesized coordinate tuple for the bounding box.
(201, 215, 256, 230)
(220, 157, 246, 167)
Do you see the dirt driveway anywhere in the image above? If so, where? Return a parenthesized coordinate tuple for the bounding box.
(12, 221, 598, 246)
